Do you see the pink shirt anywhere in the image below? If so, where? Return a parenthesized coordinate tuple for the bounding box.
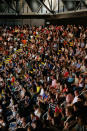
(52, 79, 57, 87)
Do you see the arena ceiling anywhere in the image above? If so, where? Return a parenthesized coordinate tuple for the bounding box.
(0, 0, 87, 14)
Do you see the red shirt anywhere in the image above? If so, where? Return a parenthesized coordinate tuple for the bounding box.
(11, 76, 15, 83)
(55, 107, 62, 113)
(64, 72, 69, 77)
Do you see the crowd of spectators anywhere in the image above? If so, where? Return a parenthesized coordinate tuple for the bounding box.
(0, 24, 87, 131)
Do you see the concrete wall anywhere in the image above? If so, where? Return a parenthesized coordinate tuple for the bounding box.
(22, 19, 45, 26)
(0, 19, 45, 26)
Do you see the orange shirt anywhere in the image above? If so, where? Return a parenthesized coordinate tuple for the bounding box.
(11, 76, 15, 83)
(21, 39, 26, 45)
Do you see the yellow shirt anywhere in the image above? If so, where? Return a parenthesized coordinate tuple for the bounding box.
(36, 86, 40, 93)
(0, 94, 2, 100)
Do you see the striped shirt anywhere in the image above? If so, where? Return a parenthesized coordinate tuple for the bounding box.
(49, 101, 57, 112)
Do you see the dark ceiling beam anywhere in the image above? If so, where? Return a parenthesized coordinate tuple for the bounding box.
(37, 0, 45, 13)
(25, 0, 55, 14)
(0, 9, 87, 19)
(82, 0, 87, 7)
(4, 0, 18, 13)
(25, 0, 40, 12)
(37, 4, 43, 13)
(62, 0, 82, 11)
(37, 0, 55, 14)
(0, 0, 5, 3)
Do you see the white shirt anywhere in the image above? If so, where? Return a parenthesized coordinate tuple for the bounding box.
(72, 96, 78, 104)
(34, 109, 41, 118)
(40, 88, 44, 96)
